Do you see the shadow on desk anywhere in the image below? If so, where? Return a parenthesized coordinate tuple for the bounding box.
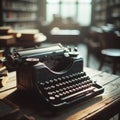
(3, 89, 103, 119)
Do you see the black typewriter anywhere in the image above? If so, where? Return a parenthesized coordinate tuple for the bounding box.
(6, 43, 104, 109)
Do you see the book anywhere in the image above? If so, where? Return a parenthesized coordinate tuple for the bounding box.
(0, 35, 16, 45)
(0, 66, 8, 87)
(17, 29, 39, 41)
(0, 50, 4, 68)
(16, 29, 46, 43)
(0, 50, 4, 58)
(0, 26, 12, 35)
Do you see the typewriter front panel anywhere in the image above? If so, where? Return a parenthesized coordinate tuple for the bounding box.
(32, 57, 86, 107)
(32, 56, 104, 108)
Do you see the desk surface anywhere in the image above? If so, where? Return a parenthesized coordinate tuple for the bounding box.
(0, 68, 120, 120)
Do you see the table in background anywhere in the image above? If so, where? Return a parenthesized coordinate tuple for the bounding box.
(49, 29, 81, 45)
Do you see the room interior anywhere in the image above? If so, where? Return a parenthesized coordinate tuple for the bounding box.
(0, 1, 120, 120)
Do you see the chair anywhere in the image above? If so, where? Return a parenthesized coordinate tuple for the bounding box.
(98, 32, 120, 74)
(86, 28, 101, 67)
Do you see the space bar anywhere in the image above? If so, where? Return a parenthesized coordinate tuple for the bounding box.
(61, 87, 95, 101)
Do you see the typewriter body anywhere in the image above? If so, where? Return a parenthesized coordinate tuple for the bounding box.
(7, 43, 104, 108)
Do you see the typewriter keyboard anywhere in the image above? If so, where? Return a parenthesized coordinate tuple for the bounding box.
(37, 72, 104, 107)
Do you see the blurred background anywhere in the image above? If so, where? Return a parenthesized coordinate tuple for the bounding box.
(0, 0, 120, 75)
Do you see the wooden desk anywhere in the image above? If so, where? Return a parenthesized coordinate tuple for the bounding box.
(0, 68, 120, 120)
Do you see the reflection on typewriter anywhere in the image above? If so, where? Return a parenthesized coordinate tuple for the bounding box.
(7, 43, 104, 108)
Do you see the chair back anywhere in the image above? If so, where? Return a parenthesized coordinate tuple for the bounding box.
(98, 32, 120, 50)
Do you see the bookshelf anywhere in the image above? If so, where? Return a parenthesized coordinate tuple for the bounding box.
(92, 0, 120, 27)
(92, 0, 107, 27)
(0, 0, 39, 30)
(107, 0, 120, 27)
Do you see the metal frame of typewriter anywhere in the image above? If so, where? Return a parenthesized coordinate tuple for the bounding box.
(6, 43, 104, 109)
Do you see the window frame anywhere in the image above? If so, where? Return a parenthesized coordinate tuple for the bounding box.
(46, 0, 92, 26)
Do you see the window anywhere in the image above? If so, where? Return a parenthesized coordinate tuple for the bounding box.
(46, 0, 92, 26)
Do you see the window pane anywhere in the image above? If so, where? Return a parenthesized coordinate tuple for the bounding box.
(61, 3, 76, 18)
(78, 0, 92, 3)
(78, 4, 91, 26)
(46, 0, 92, 26)
(47, 0, 60, 3)
(61, 0, 77, 3)
(46, 4, 59, 23)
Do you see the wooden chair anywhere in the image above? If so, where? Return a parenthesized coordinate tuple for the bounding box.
(86, 28, 101, 67)
(98, 32, 120, 74)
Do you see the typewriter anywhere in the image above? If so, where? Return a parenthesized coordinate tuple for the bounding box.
(7, 43, 104, 108)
